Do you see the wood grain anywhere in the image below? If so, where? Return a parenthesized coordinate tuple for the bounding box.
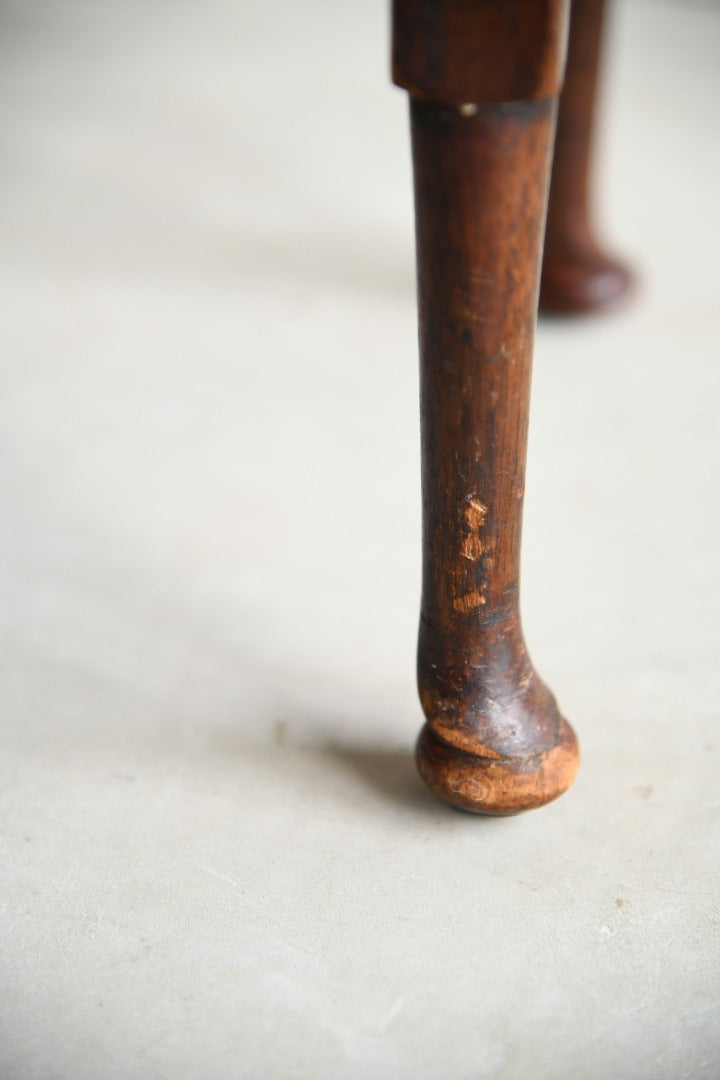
(395, 1, 580, 813)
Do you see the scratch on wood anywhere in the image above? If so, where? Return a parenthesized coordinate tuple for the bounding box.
(453, 588, 486, 612)
(460, 496, 488, 560)
(463, 308, 489, 324)
(461, 534, 483, 560)
(466, 496, 488, 527)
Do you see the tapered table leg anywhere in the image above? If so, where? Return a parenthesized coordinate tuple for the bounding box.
(540, 0, 633, 314)
(393, 1, 580, 814)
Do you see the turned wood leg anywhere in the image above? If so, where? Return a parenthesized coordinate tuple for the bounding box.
(540, 0, 633, 314)
(393, 1, 580, 814)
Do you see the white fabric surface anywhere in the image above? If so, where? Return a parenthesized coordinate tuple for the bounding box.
(1, 1, 719, 1077)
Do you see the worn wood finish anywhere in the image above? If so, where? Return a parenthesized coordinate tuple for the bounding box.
(541, 0, 632, 313)
(394, 1, 579, 814)
(392, 0, 569, 106)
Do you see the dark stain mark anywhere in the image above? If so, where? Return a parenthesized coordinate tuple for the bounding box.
(274, 720, 288, 748)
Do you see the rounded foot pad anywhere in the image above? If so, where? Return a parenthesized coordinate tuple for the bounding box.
(416, 720, 580, 815)
(540, 248, 633, 316)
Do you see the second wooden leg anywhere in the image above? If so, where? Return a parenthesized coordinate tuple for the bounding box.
(540, 0, 633, 314)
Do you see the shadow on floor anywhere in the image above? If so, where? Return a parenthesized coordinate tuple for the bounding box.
(319, 742, 442, 817)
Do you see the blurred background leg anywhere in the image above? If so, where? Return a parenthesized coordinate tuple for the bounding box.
(540, 0, 633, 315)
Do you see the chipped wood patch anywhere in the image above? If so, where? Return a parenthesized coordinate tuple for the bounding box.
(453, 588, 486, 612)
(460, 496, 488, 561)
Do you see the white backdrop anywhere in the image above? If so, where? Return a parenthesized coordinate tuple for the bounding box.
(1, 2, 719, 1077)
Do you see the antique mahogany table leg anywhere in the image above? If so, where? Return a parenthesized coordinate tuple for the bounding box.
(393, 1, 580, 813)
(540, 0, 632, 314)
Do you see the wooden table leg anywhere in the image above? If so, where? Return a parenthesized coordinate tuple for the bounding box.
(393, 1, 580, 814)
(540, 0, 633, 314)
